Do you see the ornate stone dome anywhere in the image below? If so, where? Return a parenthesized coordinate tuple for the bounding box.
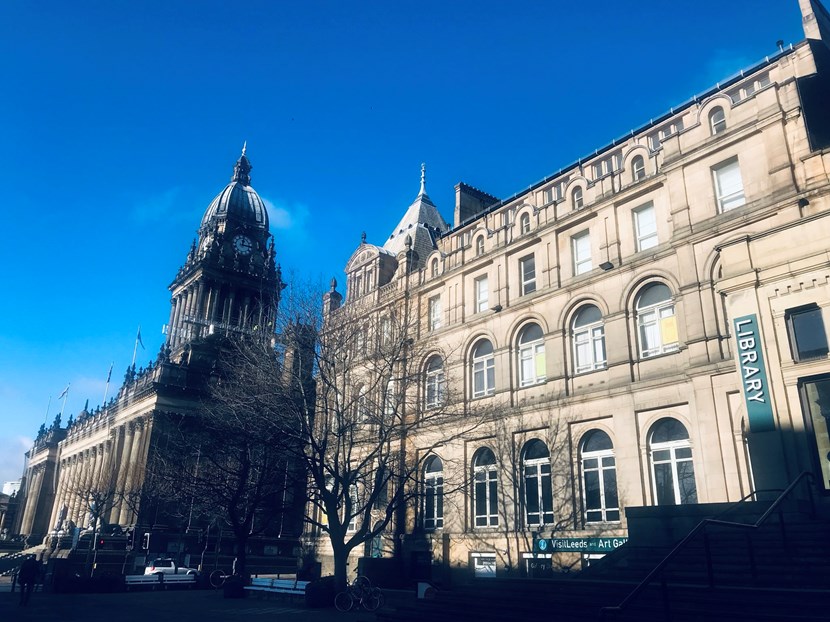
(200, 147, 269, 230)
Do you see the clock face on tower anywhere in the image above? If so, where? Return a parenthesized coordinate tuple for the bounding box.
(233, 235, 253, 255)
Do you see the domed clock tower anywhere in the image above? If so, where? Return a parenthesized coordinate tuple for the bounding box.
(166, 146, 282, 362)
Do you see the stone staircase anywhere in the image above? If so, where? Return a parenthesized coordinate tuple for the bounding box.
(377, 501, 830, 620)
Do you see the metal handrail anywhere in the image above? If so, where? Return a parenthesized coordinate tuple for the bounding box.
(599, 471, 816, 620)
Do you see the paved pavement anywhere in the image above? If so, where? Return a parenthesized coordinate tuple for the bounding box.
(2, 588, 381, 622)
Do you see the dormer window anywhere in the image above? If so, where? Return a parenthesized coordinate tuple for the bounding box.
(572, 187, 584, 210)
(520, 213, 531, 235)
(475, 236, 485, 257)
(709, 107, 726, 135)
(632, 156, 646, 182)
(430, 258, 439, 278)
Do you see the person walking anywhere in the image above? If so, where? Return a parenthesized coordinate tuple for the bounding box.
(18, 555, 39, 606)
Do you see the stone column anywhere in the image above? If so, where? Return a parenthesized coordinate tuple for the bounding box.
(107, 428, 126, 524)
(48, 459, 67, 531)
(19, 465, 43, 534)
(118, 419, 144, 526)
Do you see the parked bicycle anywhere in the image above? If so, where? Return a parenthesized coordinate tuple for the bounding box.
(209, 569, 233, 588)
(334, 575, 384, 612)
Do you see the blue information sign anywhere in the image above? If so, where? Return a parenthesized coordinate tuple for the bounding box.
(533, 536, 628, 554)
(733, 314, 775, 433)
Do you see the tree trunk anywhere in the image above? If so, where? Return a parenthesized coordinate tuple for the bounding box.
(332, 541, 350, 592)
(233, 531, 249, 578)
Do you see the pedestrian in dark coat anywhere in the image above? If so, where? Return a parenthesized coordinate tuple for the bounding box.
(18, 555, 39, 606)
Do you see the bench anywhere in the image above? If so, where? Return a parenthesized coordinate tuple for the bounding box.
(124, 573, 197, 590)
(244, 577, 309, 597)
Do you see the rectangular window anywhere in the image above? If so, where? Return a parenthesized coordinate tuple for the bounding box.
(428, 296, 442, 331)
(543, 188, 554, 204)
(475, 275, 489, 313)
(572, 231, 592, 275)
(799, 377, 830, 492)
(520, 255, 536, 295)
(633, 203, 658, 251)
(713, 158, 746, 212)
(786, 305, 829, 361)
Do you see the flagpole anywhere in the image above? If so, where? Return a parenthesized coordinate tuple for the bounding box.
(60, 384, 70, 416)
(102, 362, 113, 404)
(131, 326, 140, 367)
(44, 395, 52, 424)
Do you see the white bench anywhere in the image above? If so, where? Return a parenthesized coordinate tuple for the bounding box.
(125, 573, 197, 590)
(244, 577, 309, 597)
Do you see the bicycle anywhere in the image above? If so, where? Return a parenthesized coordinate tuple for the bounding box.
(334, 575, 384, 612)
(209, 569, 233, 588)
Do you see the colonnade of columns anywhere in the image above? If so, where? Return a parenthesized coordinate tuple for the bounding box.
(168, 280, 259, 348)
(47, 416, 151, 531)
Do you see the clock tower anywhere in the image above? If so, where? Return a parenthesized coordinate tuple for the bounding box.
(166, 146, 282, 361)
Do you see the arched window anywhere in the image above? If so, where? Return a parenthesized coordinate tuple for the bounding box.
(631, 155, 646, 182)
(572, 305, 606, 373)
(423, 456, 444, 530)
(471, 339, 495, 398)
(520, 212, 531, 235)
(636, 283, 678, 358)
(424, 355, 446, 409)
(572, 186, 584, 210)
(649, 418, 697, 505)
(475, 235, 485, 257)
(430, 257, 439, 278)
(517, 323, 546, 387)
(356, 386, 369, 422)
(383, 377, 396, 417)
(709, 106, 726, 135)
(522, 439, 553, 526)
(473, 448, 498, 527)
(580, 430, 619, 522)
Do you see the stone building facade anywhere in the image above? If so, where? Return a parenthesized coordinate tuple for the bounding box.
(13, 149, 284, 544)
(311, 0, 830, 578)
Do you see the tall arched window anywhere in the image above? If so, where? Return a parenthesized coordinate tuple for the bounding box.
(520, 212, 531, 234)
(572, 186, 584, 210)
(471, 339, 495, 398)
(423, 456, 444, 530)
(424, 355, 446, 409)
(631, 155, 646, 181)
(522, 439, 553, 526)
(430, 257, 439, 278)
(475, 235, 485, 257)
(649, 418, 697, 505)
(517, 323, 546, 387)
(473, 448, 498, 527)
(580, 430, 619, 522)
(709, 106, 726, 135)
(356, 386, 369, 422)
(572, 305, 606, 373)
(383, 377, 396, 417)
(636, 283, 678, 358)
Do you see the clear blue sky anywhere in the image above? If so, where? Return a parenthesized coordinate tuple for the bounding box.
(0, 0, 805, 484)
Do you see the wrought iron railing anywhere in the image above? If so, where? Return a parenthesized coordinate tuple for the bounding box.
(599, 471, 817, 620)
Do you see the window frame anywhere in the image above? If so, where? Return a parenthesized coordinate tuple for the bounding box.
(709, 106, 727, 135)
(474, 275, 489, 314)
(519, 212, 531, 235)
(572, 186, 584, 210)
(519, 255, 537, 296)
(712, 157, 746, 212)
(430, 258, 439, 278)
(648, 419, 697, 506)
(517, 324, 546, 387)
(473, 449, 499, 528)
(572, 230, 592, 276)
(475, 235, 485, 257)
(423, 456, 444, 530)
(580, 430, 619, 523)
(428, 296, 442, 331)
(522, 440, 554, 526)
(424, 355, 446, 409)
(633, 203, 658, 252)
(471, 339, 496, 398)
(786, 304, 829, 362)
(636, 283, 679, 358)
(631, 155, 646, 182)
(572, 305, 606, 374)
